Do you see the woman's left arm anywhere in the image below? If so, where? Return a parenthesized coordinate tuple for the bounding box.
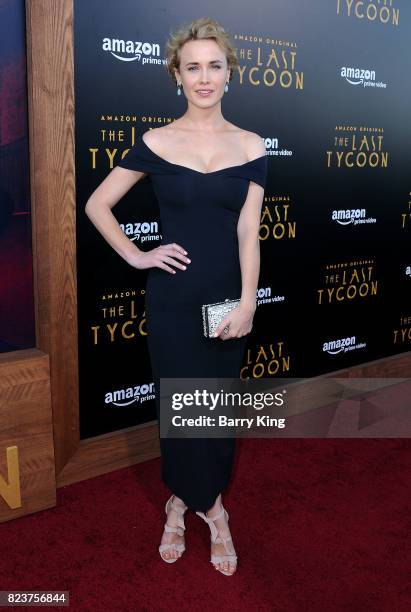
(214, 135, 266, 340)
(237, 179, 265, 313)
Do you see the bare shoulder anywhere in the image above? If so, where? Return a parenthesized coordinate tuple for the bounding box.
(142, 126, 167, 147)
(240, 129, 266, 159)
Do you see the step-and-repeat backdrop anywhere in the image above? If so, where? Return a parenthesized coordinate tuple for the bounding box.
(74, 0, 410, 439)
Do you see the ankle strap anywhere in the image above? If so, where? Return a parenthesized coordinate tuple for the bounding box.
(206, 507, 225, 522)
(196, 507, 228, 542)
(166, 495, 187, 515)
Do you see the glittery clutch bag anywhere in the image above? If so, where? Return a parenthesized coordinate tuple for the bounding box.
(202, 298, 240, 338)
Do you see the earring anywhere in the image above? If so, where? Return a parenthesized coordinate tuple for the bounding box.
(177, 83, 182, 96)
(224, 82, 229, 93)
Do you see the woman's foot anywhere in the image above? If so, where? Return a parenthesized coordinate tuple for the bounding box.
(198, 494, 237, 575)
(159, 494, 187, 562)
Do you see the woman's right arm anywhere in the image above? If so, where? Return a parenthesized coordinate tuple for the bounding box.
(85, 166, 145, 264)
(85, 167, 191, 274)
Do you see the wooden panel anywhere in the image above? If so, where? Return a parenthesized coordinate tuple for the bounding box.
(58, 422, 160, 487)
(331, 351, 411, 378)
(0, 350, 55, 523)
(25, 0, 79, 472)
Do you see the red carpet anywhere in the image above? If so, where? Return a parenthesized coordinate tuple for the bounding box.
(1, 438, 410, 611)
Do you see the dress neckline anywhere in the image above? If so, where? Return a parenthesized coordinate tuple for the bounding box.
(140, 134, 266, 176)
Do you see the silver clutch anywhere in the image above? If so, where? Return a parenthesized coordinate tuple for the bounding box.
(202, 298, 240, 338)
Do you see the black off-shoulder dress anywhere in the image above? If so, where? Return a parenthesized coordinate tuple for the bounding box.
(117, 132, 267, 512)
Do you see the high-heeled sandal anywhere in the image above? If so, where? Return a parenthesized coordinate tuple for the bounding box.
(158, 494, 188, 563)
(196, 505, 237, 576)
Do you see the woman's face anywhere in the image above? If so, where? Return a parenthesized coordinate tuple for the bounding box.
(174, 39, 230, 105)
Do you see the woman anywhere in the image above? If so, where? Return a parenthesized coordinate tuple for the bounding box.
(85, 17, 267, 576)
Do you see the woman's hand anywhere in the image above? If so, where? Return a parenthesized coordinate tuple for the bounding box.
(213, 302, 256, 340)
(127, 242, 191, 274)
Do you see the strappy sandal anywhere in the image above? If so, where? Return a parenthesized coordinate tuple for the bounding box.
(196, 505, 237, 576)
(158, 494, 188, 563)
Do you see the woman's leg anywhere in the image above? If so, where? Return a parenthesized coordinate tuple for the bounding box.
(204, 492, 237, 575)
(159, 494, 187, 561)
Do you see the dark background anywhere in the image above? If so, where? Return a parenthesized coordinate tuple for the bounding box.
(0, 0, 35, 353)
(73, 0, 411, 438)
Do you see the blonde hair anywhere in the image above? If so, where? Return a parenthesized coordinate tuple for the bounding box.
(165, 17, 239, 86)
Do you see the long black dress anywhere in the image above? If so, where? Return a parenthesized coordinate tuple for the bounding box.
(117, 132, 268, 512)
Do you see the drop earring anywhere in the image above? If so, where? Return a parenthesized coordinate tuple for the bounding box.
(177, 83, 182, 96)
(224, 82, 229, 93)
